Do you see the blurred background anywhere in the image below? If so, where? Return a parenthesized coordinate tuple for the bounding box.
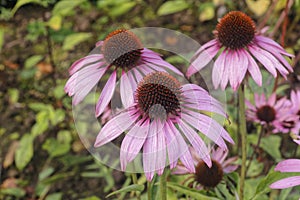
(0, 0, 299, 199)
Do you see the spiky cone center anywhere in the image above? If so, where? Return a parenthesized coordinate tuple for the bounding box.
(216, 11, 256, 50)
(256, 105, 276, 123)
(102, 29, 143, 69)
(194, 160, 224, 188)
(136, 72, 182, 120)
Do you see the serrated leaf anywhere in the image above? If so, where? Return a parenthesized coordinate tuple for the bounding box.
(15, 134, 34, 170)
(157, 0, 190, 16)
(52, 0, 86, 16)
(166, 182, 219, 200)
(63, 33, 92, 51)
(106, 184, 145, 198)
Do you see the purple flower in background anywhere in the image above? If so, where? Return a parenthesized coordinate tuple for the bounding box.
(246, 93, 296, 133)
(173, 146, 238, 189)
(64, 29, 183, 117)
(94, 72, 234, 181)
(187, 11, 294, 91)
(288, 90, 300, 134)
(270, 159, 300, 189)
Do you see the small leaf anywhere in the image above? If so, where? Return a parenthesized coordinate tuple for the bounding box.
(42, 138, 71, 157)
(0, 188, 26, 198)
(109, 1, 136, 17)
(31, 111, 49, 137)
(25, 55, 43, 69)
(28, 102, 48, 112)
(106, 184, 145, 198)
(15, 134, 34, 170)
(157, 0, 190, 16)
(8, 88, 19, 104)
(63, 33, 92, 51)
(246, 0, 271, 16)
(45, 192, 62, 200)
(198, 3, 215, 22)
(47, 15, 62, 30)
(11, 0, 47, 16)
(166, 182, 219, 200)
(79, 196, 102, 200)
(53, 84, 65, 99)
(0, 28, 4, 53)
(52, 0, 87, 16)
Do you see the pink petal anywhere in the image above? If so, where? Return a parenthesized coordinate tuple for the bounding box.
(248, 45, 277, 77)
(141, 49, 183, 76)
(274, 159, 300, 172)
(212, 50, 226, 89)
(182, 110, 234, 145)
(255, 36, 294, 57)
(120, 70, 134, 109)
(267, 93, 276, 106)
(194, 39, 219, 55)
(94, 110, 140, 147)
(212, 148, 228, 164)
(69, 54, 104, 75)
(223, 165, 239, 173)
(171, 165, 190, 175)
(270, 176, 300, 189)
(178, 120, 211, 167)
(228, 50, 239, 91)
(242, 50, 262, 86)
(143, 120, 167, 181)
(95, 71, 117, 117)
(236, 49, 248, 87)
(120, 119, 149, 171)
(187, 44, 219, 77)
(95, 41, 104, 47)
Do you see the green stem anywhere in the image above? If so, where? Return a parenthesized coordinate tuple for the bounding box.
(159, 170, 167, 200)
(131, 173, 141, 200)
(238, 84, 247, 200)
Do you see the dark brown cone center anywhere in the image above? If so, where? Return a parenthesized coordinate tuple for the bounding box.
(256, 105, 276, 123)
(195, 160, 224, 188)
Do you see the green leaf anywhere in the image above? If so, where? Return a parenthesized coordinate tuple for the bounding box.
(254, 171, 300, 198)
(52, 0, 87, 16)
(15, 134, 34, 170)
(57, 130, 72, 144)
(53, 84, 65, 99)
(28, 103, 49, 112)
(25, 55, 43, 69)
(42, 138, 71, 157)
(0, 28, 4, 53)
(8, 88, 19, 103)
(47, 15, 62, 30)
(0, 188, 26, 197)
(51, 109, 65, 126)
(198, 3, 215, 22)
(31, 111, 49, 137)
(62, 33, 92, 51)
(11, 0, 47, 16)
(260, 135, 282, 160)
(166, 182, 219, 200)
(109, 1, 136, 17)
(38, 167, 55, 181)
(45, 193, 62, 200)
(79, 196, 102, 200)
(157, 0, 190, 16)
(106, 184, 145, 198)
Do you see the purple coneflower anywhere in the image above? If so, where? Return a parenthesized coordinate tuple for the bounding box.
(94, 72, 234, 180)
(288, 90, 300, 134)
(270, 159, 300, 189)
(173, 146, 238, 189)
(246, 93, 295, 133)
(187, 11, 294, 91)
(64, 29, 183, 117)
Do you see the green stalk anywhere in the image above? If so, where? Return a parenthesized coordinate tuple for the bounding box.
(131, 173, 141, 200)
(159, 170, 167, 200)
(238, 84, 247, 200)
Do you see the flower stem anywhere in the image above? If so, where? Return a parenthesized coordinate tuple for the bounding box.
(159, 170, 167, 200)
(131, 173, 141, 200)
(238, 84, 247, 200)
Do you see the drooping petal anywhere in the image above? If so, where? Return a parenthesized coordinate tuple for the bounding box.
(243, 50, 262, 86)
(255, 36, 294, 57)
(94, 109, 140, 147)
(141, 48, 183, 76)
(248, 45, 277, 77)
(228, 50, 239, 91)
(167, 121, 195, 172)
(69, 54, 104, 75)
(270, 176, 300, 189)
(212, 50, 226, 89)
(178, 120, 211, 167)
(194, 39, 219, 56)
(274, 159, 300, 172)
(143, 120, 166, 180)
(187, 44, 219, 78)
(120, 70, 134, 109)
(120, 119, 149, 171)
(95, 71, 117, 117)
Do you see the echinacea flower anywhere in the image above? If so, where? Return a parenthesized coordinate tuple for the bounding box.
(64, 29, 183, 117)
(288, 90, 300, 134)
(270, 159, 300, 189)
(173, 146, 238, 189)
(246, 93, 297, 133)
(187, 11, 294, 91)
(94, 72, 234, 180)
